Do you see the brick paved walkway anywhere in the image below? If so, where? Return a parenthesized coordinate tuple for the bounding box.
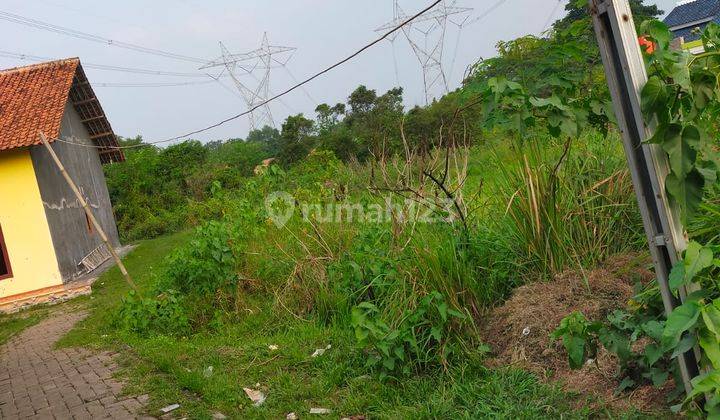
(0, 311, 150, 419)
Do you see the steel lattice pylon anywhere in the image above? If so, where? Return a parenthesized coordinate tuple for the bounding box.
(201, 33, 296, 130)
(377, 0, 471, 104)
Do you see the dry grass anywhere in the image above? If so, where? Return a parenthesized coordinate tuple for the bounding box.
(482, 253, 671, 412)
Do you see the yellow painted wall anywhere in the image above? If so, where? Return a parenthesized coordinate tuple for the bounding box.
(0, 148, 62, 298)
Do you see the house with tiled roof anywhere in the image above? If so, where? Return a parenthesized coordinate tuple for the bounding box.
(664, 0, 720, 52)
(0, 58, 124, 312)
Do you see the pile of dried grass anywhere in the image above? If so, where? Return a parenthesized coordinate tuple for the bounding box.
(483, 254, 671, 412)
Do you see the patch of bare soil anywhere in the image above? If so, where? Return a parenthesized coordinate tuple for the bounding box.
(483, 253, 672, 413)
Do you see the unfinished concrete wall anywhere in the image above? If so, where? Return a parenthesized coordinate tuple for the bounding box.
(30, 101, 121, 281)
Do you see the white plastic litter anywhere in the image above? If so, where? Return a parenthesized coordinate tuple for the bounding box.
(310, 407, 332, 414)
(243, 387, 266, 406)
(160, 404, 180, 413)
(311, 344, 332, 358)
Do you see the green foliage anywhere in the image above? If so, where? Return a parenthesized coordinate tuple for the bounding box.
(554, 0, 662, 32)
(114, 290, 189, 336)
(661, 242, 720, 415)
(639, 21, 720, 223)
(164, 221, 240, 296)
(277, 113, 316, 165)
(553, 303, 680, 394)
(351, 291, 466, 380)
(105, 136, 270, 241)
(551, 311, 601, 369)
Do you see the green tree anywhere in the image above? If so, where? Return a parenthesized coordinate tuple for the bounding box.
(278, 114, 316, 165)
(554, 0, 662, 31)
(246, 125, 281, 154)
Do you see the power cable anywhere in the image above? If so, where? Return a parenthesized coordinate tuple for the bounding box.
(94, 80, 217, 88)
(464, 0, 510, 27)
(0, 10, 208, 64)
(0, 50, 215, 77)
(542, 0, 564, 32)
(52, 0, 444, 150)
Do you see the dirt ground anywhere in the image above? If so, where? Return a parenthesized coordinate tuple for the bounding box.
(483, 253, 674, 413)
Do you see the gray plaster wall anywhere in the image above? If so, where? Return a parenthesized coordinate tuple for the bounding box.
(30, 101, 121, 282)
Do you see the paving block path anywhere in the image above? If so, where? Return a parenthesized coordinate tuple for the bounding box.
(0, 311, 150, 419)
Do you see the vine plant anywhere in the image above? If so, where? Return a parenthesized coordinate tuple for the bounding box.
(639, 21, 720, 416)
(548, 21, 720, 416)
(467, 14, 719, 414)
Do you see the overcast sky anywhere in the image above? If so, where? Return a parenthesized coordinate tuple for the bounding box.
(0, 0, 680, 144)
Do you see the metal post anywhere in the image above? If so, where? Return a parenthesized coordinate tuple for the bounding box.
(589, 0, 699, 394)
(38, 132, 137, 292)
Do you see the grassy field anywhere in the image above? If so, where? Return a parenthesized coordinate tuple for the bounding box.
(55, 233, 604, 419)
(0, 136, 657, 418)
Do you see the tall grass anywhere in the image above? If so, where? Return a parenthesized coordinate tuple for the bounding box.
(689, 188, 720, 243)
(492, 132, 644, 279)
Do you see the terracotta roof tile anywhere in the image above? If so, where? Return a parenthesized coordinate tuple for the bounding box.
(0, 58, 123, 163)
(0, 58, 78, 152)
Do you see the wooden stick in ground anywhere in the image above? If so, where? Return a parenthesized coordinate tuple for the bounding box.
(38, 132, 137, 291)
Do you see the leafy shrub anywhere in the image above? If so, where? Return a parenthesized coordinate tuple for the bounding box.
(550, 311, 601, 369)
(552, 301, 680, 394)
(328, 227, 400, 307)
(114, 290, 189, 336)
(164, 221, 240, 296)
(351, 291, 466, 380)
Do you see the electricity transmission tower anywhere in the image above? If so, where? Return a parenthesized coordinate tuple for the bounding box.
(200, 33, 296, 130)
(377, 0, 472, 104)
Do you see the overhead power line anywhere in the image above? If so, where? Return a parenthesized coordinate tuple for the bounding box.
(52, 0, 444, 150)
(0, 50, 214, 77)
(94, 80, 217, 88)
(464, 0, 510, 27)
(0, 10, 209, 64)
(542, 0, 564, 32)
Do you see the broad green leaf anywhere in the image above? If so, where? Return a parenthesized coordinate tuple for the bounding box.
(702, 302, 720, 338)
(670, 334, 696, 359)
(642, 320, 664, 342)
(660, 124, 699, 179)
(697, 158, 719, 184)
(661, 124, 698, 177)
(686, 289, 711, 303)
(662, 301, 700, 348)
(641, 76, 668, 118)
(559, 114, 578, 138)
(529, 95, 566, 110)
(565, 335, 586, 370)
(666, 169, 705, 223)
(693, 71, 715, 109)
(650, 368, 669, 387)
(599, 328, 631, 360)
(699, 328, 720, 369)
(646, 123, 666, 144)
(437, 301, 448, 322)
(670, 53, 692, 91)
(641, 19, 671, 50)
(447, 309, 466, 320)
(688, 370, 720, 399)
(669, 262, 686, 291)
(644, 343, 664, 367)
(382, 356, 395, 371)
(684, 241, 714, 282)
(430, 326, 441, 341)
(394, 346, 405, 361)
